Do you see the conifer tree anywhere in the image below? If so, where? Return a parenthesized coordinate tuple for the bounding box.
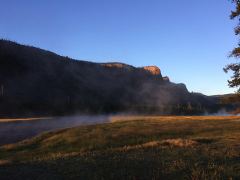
(224, 0, 240, 92)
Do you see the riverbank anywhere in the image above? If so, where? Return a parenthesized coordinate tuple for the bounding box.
(1, 115, 240, 179)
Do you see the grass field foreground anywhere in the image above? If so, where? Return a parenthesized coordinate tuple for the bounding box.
(0, 116, 240, 179)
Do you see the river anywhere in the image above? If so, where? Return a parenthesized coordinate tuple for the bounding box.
(0, 115, 110, 146)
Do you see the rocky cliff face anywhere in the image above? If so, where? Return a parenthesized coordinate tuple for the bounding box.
(163, 76, 170, 82)
(101, 63, 162, 77)
(0, 40, 220, 116)
(100, 62, 134, 70)
(142, 66, 161, 76)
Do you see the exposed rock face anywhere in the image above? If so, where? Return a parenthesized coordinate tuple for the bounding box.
(100, 62, 134, 70)
(142, 66, 161, 76)
(163, 76, 170, 82)
(0, 40, 222, 116)
(101, 64, 162, 77)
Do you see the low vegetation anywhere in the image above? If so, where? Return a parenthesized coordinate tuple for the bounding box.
(0, 116, 240, 179)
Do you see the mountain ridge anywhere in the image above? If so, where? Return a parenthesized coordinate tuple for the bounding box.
(0, 40, 225, 117)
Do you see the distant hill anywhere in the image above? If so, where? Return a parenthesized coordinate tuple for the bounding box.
(0, 40, 225, 117)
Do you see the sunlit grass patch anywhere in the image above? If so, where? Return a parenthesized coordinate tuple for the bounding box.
(0, 116, 240, 179)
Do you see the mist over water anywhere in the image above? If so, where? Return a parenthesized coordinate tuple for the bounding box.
(0, 115, 111, 146)
(204, 109, 240, 116)
(1, 112, 239, 146)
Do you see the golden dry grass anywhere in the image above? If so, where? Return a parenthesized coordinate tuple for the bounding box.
(0, 115, 240, 179)
(0, 117, 52, 123)
(110, 115, 240, 122)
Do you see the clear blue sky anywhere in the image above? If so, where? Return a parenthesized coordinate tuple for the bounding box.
(0, 0, 238, 95)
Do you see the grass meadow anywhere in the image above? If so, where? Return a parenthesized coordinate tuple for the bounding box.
(0, 116, 240, 179)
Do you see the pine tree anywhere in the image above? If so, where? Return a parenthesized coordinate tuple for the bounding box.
(224, 0, 240, 92)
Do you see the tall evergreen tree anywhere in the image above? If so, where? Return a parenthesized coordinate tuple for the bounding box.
(224, 0, 240, 92)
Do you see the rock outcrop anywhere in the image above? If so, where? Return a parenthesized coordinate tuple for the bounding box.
(0, 40, 221, 116)
(142, 66, 161, 76)
(100, 62, 134, 70)
(163, 76, 170, 82)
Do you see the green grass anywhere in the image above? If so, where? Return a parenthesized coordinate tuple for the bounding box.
(0, 116, 240, 179)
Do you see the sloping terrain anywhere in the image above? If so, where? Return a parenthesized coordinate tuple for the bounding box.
(0, 116, 240, 179)
(0, 40, 220, 116)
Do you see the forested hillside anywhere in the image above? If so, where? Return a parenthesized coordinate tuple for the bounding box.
(0, 40, 224, 117)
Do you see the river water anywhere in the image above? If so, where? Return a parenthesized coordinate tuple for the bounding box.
(0, 115, 110, 146)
